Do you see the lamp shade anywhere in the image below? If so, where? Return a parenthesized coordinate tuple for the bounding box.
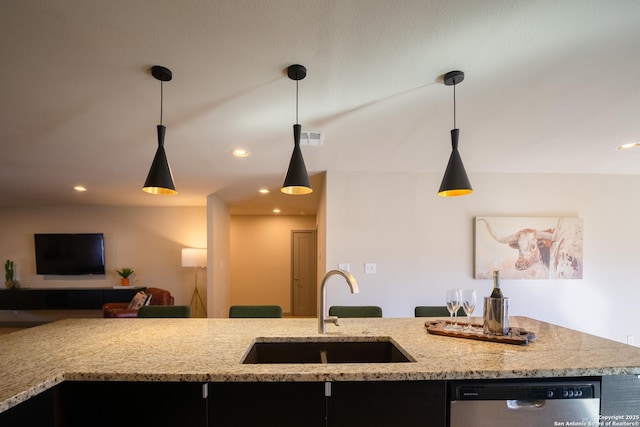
(438, 129, 473, 197)
(143, 125, 177, 195)
(281, 124, 312, 194)
(181, 248, 207, 267)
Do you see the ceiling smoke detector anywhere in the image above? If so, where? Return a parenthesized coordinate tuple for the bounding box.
(300, 131, 324, 147)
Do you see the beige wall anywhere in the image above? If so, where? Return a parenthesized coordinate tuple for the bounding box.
(316, 179, 327, 309)
(4, 171, 639, 347)
(229, 215, 316, 313)
(324, 171, 640, 344)
(207, 195, 231, 318)
(0, 206, 207, 307)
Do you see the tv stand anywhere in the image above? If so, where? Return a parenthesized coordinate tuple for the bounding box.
(0, 287, 143, 310)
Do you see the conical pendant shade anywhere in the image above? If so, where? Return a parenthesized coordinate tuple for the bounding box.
(282, 124, 312, 194)
(143, 125, 177, 195)
(438, 129, 472, 197)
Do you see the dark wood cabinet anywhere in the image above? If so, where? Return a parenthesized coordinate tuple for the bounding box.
(58, 381, 208, 427)
(0, 386, 57, 427)
(208, 381, 446, 427)
(328, 381, 446, 427)
(0, 380, 444, 427)
(0, 287, 142, 310)
(208, 382, 326, 427)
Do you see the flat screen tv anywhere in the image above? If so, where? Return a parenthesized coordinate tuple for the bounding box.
(34, 233, 106, 275)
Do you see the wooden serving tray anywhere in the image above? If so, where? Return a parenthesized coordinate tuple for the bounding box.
(424, 320, 536, 345)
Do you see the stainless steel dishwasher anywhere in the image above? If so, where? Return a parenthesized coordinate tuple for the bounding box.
(449, 379, 600, 427)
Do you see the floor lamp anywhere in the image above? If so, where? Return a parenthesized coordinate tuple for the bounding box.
(182, 248, 207, 317)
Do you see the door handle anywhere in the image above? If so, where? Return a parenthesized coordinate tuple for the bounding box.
(507, 399, 545, 410)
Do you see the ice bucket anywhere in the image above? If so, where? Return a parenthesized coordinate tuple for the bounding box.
(483, 297, 509, 336)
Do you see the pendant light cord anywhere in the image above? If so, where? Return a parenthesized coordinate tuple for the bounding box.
(295, 80, 299, 124)
(453, 83, 456, 129)
(160, 81, 164, 126)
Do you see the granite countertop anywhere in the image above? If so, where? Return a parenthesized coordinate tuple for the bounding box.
(1, 316, 640, 413)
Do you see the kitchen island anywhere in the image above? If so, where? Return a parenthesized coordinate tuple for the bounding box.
(1, 316, 639, 425)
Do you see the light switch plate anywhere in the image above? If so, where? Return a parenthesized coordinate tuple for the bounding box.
(365, 263, 376, 274)
(338, 263, 350, 272)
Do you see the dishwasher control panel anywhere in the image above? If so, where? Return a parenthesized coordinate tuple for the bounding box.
(452, 380, 599, 400)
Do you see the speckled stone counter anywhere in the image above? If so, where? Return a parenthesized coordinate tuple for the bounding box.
(1, 316, 640, 413)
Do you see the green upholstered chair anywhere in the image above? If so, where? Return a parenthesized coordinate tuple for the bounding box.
(328, 305, 383, 318)
(228, 305, 283, 318)
(414, 306, 464, 317)
(138, 305, 191, 318)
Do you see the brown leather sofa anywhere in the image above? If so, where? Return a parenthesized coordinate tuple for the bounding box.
(103, 287, 175, 318)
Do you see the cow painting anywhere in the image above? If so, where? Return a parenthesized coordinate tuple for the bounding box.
(475, 217, 583, 280)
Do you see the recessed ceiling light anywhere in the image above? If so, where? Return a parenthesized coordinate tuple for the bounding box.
(259, 188, 270, 194)
(232, 148, 250, 157)
(272, 208, 281, 214)
(616, 142, 640, 150)
(74, 185, 87, 192)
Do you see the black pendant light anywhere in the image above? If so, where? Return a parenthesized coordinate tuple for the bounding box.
(438, 70, 472, 197)
(143, 65, 177, 195)
(281, 64, 312, 195)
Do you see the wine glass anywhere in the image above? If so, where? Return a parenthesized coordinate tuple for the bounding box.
(461, 289, 477, 331)
(446, 289, 461, 329)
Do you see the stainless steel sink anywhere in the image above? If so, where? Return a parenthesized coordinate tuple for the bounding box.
(242, 337, 414, 364)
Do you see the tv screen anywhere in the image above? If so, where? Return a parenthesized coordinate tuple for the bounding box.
(34, 233, 106, 275)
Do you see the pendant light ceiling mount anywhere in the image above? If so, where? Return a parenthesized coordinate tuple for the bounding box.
(287, 64, 307, 81)
(151, 65, 172, 82)
(443, 70, 464, 86)
(438, 69, 472, 198)
(142, 65, 177, 195)
(281, 64, 312, 195)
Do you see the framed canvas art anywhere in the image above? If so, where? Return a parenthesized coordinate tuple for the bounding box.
(475, 216, 583, 280)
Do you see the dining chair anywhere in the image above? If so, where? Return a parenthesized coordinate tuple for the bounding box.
(228, 305, 283, 318)
(137, 305, 191, 318)
(414, 306, 464, 317)
(328, 305, 383, 318)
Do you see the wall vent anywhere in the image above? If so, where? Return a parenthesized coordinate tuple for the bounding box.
(300, 131, 324, 146)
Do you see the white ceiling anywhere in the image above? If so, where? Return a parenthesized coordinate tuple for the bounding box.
(2, 0, 640, 214)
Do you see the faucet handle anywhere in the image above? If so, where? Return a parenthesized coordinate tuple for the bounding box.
(324, 315, 339, 326)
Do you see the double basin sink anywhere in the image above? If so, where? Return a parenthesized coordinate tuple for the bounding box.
(242, 337, 414, 364)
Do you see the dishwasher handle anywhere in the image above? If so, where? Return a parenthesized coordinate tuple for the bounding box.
(507, 399, 545, 410)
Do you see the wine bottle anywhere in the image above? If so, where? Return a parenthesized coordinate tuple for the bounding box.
(490, 270, 503, 298)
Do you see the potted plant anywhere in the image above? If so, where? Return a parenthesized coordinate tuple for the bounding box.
(116, 268, 134, 287)
(4, 259, 19, 289)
